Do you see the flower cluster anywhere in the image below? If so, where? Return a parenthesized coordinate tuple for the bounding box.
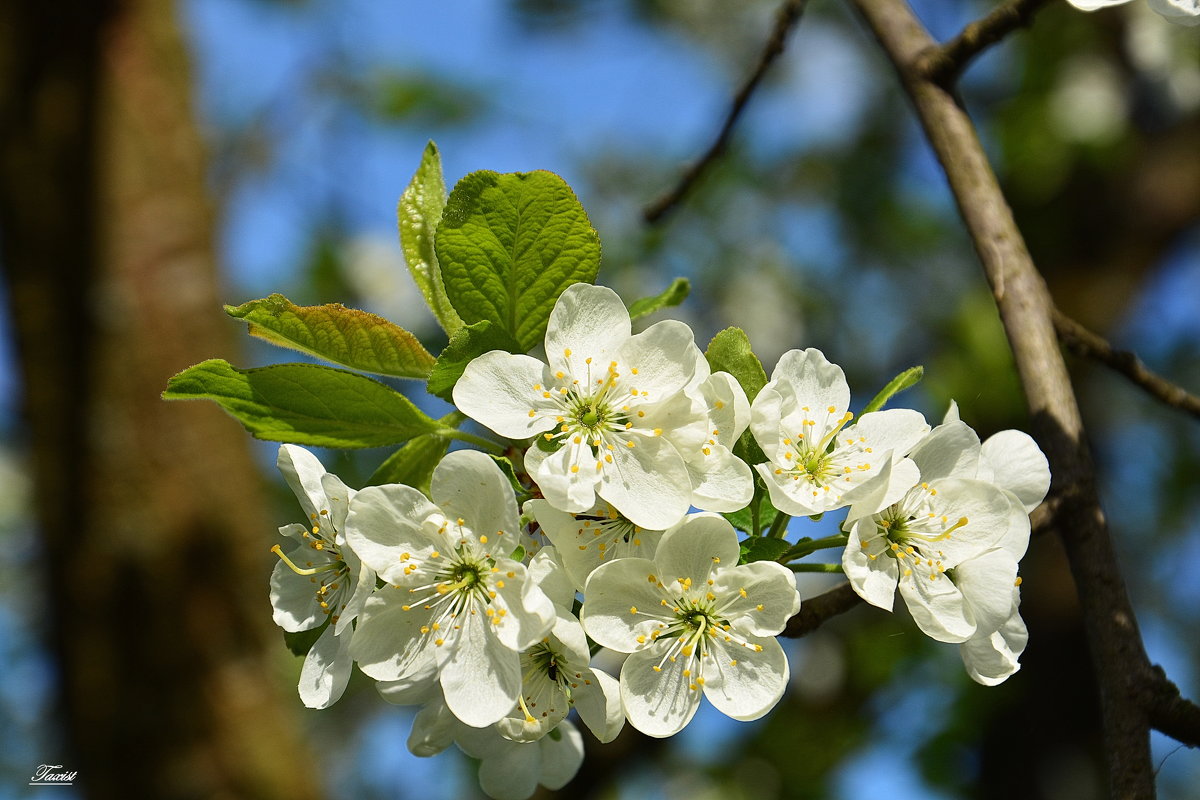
(264, 283, 1047, 799)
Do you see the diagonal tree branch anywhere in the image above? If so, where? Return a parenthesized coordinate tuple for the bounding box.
(845, 0, 1160, 796)
(782, 582, 862, 637)
(916, 0, 1053, 85)
(1146, 666, 1200, 749)
(1054, 308, 1200, 421)
(643, 0, 809, 224)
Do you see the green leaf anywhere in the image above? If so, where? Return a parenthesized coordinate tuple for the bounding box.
(283, 615, 330, 657)
(366, 411, 463, 491)
(861, 365, 924, 414)
(739, 536, 791, 565)
(705, 327, 768, 403)
(225, 293, 436, 379)
(436, 170, 601, 351)
(488, 455, 527, 497)
(163, 359, 441, 448)
(399, 141, 463, 336)
(426, 320, 523, 402)
(628, 277, 689, 321)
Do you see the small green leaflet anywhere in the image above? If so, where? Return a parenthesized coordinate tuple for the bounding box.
(861, 365, 923, 414)
(628, 277, 689, 321)
(367, 411, 463, 491)
(435, 170, 601, 351)
(738, 536, 791, 565)
(426, 320, 522, 402)
(705, 327, 768, 403)
(225, 294, 436, 380)
(162, 359, 441, 448)
(399, 141, 463, 336)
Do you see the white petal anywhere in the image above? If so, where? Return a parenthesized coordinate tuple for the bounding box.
(961, 599, 1027, 686)
(851, 408, 930, 461)
(277, 444, 329, 521)
(980, 430, 1050, 513)
(1149, 0, 1200, 24)
(598, 433, 691, 529)
(920, 478, 1015, 566)
(407, 698, 458, 757)
(1065, 0, 1131, 8)
(526, 546, 577, 610)
(580, 557, 671, 651)
(842, 521, 899, 611)
(765, 349, 850, 420)
(439, 609, 523, 728)
(686, 443, 754, 513)
(454, 351, 557, 439)
(298, 625, 353, 709)
(909, 420, 981, 482)
(349, 589, 436, 681)
(319, 472, 354, 539)
(475, 736, 541, 800)
(620, 645, 702, 737)
(710, 561, 801, 636)
(653, 513, 741, 590)
(842, 457, 921, 522)
(756, 462, 821, 517)
(334, 545, 376, 635)
(942, 400, 960, 424)
(537, 720, 585, 790)
(343, 484, 441, 581)
(376, 669, 440, 706)
(898, 569, 975, 643)
(702, 371, 751, 443)
(545, 283, 631, 377)
(528, 439, 597, 514)
(431, 450, 520, 543)
(490, 558, 556, 652)
(749, 384, 789, 462)
(573, 667, 625, 743)
(955, 549, 1020, 635)
(269, 536, 329, 632)
(702, 634, 789, 721)
(612, 320, 698, 400)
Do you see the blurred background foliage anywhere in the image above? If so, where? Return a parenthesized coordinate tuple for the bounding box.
(1, 0, 1198, 798)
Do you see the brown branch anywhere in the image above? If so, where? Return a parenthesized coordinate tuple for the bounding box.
(642, 0, 808, 224)
(916, 0, 1053, 85)
(782, 582, 862, 637)
(1054, 308, 1200, 421)
(1146, 666, 1200, 748)
(846, 0, 1159, 796)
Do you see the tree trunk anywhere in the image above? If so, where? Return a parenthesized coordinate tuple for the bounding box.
(0, 1, 319, 797)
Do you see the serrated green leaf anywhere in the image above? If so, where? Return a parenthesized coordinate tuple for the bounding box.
(225, 293, 436, 379)
(399, 141, 463, 336)
(706, 327, 768, 403)
(628, 277, 690, 321)
(366, 412, 463, 491)
(426, 320, 522, 402)
(862, 365, 924, 414)
(283, 615, 330, 657)
(436, 170, 601, 351)
(163, 359, 441, 448)
(738, 536, 791, 565)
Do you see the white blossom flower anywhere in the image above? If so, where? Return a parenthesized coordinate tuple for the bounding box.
(750, 348, 929, 517)
(581, 514, 801, 737)
(453, 282, 748, 530)
(497, 548, 624, 744)
(269, 445, 375, 709)
(401, 690, 586, 800)
(345, 450, 555, 728)
(1066, 0, 1199, 26)
(458, 719, 585, 800)
(527, 498, 665, 591)
(842, 471, 1017, 643)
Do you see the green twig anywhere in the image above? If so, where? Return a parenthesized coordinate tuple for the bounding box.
(767, 511, 792, 538)
(789, 562, 844, 574)
(781, 533, 849, 562)
(441, 428, 505, 454)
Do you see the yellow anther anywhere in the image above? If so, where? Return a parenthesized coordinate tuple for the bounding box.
(629, 606, 638, 614)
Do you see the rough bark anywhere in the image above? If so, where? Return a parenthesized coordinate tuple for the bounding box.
(0, 0, 319, 797)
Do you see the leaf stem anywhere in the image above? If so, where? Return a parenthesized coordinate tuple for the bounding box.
(782, 533, 849, 562)
(767, 511, 792, 539)
(750, 499, 762, 537)
(441, 428, 506, 454)
(789, 562, 844, 574)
